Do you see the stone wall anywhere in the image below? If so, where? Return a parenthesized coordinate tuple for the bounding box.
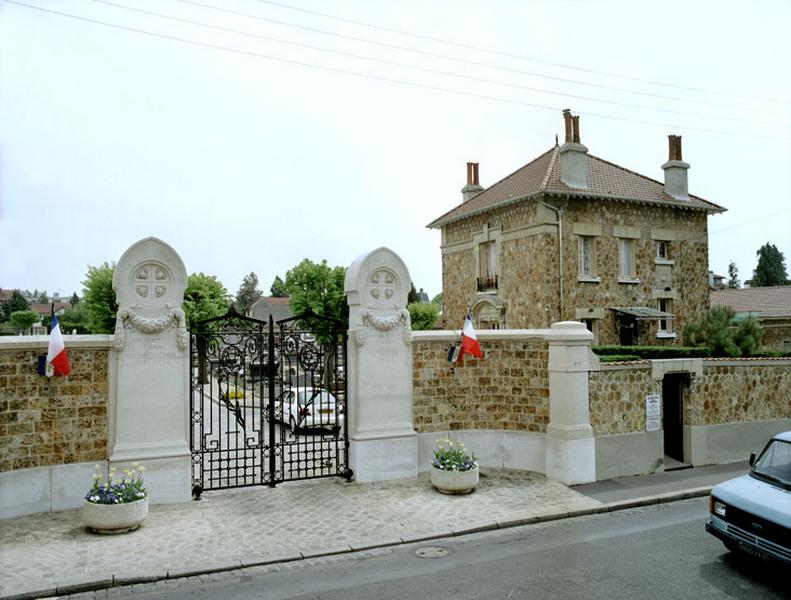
(759, 318, 791, 351)
(412, 331, 549, 433)
(0, 336, 112, 473)
(589, 363, 657, 435)
(439, 195, 711, 345)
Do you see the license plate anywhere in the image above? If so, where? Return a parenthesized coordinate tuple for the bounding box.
(739, 542, 770, 562)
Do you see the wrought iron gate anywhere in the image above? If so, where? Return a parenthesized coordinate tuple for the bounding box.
(190, 307, 350, 492)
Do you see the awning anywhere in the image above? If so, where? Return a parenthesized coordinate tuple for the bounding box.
(610, 306, 674, 320)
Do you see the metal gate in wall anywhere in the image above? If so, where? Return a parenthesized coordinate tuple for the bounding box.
(189, 307, 350, 492)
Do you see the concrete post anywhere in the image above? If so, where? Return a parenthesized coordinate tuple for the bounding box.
(545, 321, 596, 485)
(344, 247, 418, 482)
(109, 237, 191, 503)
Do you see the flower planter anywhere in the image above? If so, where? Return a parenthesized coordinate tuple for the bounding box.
(82, 497, 149, 534)
(430, 466, 479, 494)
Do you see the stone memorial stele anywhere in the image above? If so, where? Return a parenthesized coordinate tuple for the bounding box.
(345, 247, 418, 482)
(110, 237, 191, 503)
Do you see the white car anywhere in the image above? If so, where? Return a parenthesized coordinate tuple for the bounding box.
(278, 387, 343, 434)
(706, 431, 791, 564)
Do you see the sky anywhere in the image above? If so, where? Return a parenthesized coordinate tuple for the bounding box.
(1, 0, 790, 301)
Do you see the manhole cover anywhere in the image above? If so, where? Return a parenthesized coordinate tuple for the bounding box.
(414, 546, 451, 559)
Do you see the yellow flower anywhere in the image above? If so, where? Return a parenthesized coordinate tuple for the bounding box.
(132, 462, 139, 467)
(138, 466, 145, 472)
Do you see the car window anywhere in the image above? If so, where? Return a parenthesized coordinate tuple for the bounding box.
(753, 440, 791, 486)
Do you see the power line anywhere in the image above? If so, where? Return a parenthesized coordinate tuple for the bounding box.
(176, 0, 789, 116)
(83, 0, 786, 127)
(4, 0, 790, 141)
(252, 0, 791, 106)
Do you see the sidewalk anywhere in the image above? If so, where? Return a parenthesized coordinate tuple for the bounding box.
(0, 463, 748, 600)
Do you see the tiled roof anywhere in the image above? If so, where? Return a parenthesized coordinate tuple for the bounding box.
(428, 145, 725, 228)
(710, 285, 791, 318)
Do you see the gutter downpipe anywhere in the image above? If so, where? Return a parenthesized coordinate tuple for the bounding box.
(541, 201, 564, 321)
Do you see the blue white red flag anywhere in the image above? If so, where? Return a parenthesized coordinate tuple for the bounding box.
(456, 313, 483, 362)
(46, 309, 71, 377)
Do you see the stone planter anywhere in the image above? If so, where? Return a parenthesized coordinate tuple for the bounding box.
(82, 497, 149, 534)
(430, 466, 479, 494)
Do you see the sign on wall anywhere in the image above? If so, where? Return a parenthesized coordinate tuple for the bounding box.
(645, 394, 661, 432)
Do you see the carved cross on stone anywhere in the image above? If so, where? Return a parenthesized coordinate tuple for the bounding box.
(368, 269, 397, 307)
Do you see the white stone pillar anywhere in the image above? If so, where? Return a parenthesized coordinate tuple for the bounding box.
(109, 237, 191, 503)
(344, 247, 418, 482)
(545, 321, 596, 485)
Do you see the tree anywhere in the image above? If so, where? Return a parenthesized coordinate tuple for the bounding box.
(752, 243, 788, 287)
(431, 292, 443, 307)
(407, 283, 420, 304)
(683, 306, 762, 357)
(82, 262, 118, 334)
(69, 292, 80, 306)
(58, 302, 91, 334)
(1, 290, 29, 321)
(182, 273, 231, 327)
(408, 302, 438, 330)
(270, 276, 288, 298)
(727, 261, 740, 289)
(9, 309, 40, 334)
(235, 271, 261, 313)
(36, 290, 49, 304)
(284, 259, 347, 343)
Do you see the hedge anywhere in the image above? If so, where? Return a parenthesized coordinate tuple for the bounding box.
(592, 345, 711, 359)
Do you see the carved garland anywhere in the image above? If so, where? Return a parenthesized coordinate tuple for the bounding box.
(113, 304, 188, 352)
(355, 309, 411, 346)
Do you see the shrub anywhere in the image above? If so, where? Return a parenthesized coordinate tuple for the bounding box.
(408, 302, 439, 330)
(592, 345, 710, 359)
(683, 307, 762, 357)
(598, 354, 643, 362)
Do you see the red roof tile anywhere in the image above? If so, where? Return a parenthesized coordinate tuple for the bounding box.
(428, 145, 724, 228)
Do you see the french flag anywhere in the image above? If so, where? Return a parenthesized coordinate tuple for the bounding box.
(46, 309, 71, 377)
(456, 312, 483, 362)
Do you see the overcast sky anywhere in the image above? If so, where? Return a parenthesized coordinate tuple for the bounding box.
(1, 0, 789, 302)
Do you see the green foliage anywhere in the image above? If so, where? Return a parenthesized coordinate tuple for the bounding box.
(284, 259, 347, 344)
(9, 309, 40, 333)
(82, 262, 118, 334)
(683, 306, 762, 357)
(69, 292, 80, 306)
(86, 463, 146, 505)
(408, 302, 438, 330)
(36, 290, 48, 304)
(1, 290, 29, 321)
(592, 345, 710, 359)
(431, 438, 477, 472)
(269, 275, 288, 298)
(407, 283, 420, 304)
(183, 273, 231, 327)
(752, 242, 788, 286)
(58, 302, 91, 334)
(727, 261, 740, 289)
(235, 271, 261, 313)
(431, 292, 443, 307)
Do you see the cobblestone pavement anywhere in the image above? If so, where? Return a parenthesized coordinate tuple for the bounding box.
(0, 470, 602, 599)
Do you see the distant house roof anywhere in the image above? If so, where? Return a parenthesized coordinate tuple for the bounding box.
(0, 289, 16, 301)
(710, 285, 791, 318)
(248, 296, 293, 323)
(428, 145, 725, 229)
(29, 302, 69, 316)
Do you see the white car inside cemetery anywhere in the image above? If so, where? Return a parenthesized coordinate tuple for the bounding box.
(278, 387, 343, 434)
(706, 430, 791, 564)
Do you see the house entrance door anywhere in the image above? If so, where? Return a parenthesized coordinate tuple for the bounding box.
(662, 373, 688, 464)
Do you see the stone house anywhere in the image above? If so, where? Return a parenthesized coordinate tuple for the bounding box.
(711, 285, 791, 351)
(428, 111, 725, 345)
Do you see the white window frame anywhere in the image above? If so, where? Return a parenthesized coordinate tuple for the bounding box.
(656, 298, 675, 337)
(578, 236, 599, 281)
(655, 240, 668, 260)
(618, 238, 637, 281)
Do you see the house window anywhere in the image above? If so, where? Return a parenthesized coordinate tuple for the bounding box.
(478, 241, 497, 290)
(656, 241, 669, 260)
(578, 236, 596, 278)
(618, 238, 636, 279)
(657, 298, 672, 332)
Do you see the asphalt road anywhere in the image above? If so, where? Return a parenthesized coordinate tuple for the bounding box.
(77, 498, 789, 600)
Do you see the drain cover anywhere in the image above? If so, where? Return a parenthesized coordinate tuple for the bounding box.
(414, 546, 451, 559)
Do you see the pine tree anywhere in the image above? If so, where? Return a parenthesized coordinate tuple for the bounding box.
(235, 272, 261, 313)
(752, 243, 788, 287)
(270, 276, 288, 298)
(727, 261, 740, 288)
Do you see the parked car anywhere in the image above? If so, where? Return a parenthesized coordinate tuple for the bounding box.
(277, 387, 343, 434)
(706, 430, 791, 564)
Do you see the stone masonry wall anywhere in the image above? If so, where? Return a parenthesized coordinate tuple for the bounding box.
(589, 359, 791, 436)
(440, 195, 710, 345)
(0, 339, 110, 472)
(759, 319, 791, 351)
(412, 333, 549, 432)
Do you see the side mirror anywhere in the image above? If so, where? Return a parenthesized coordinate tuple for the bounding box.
(749, 452, 756, 467)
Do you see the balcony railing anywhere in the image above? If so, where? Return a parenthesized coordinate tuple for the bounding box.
(477, 275, 498, 292)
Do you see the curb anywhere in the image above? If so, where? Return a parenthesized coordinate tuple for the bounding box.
(4, 487, 712, 600)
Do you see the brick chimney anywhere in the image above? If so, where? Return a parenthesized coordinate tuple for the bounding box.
(558, 109, 588, 190)
(461, 162, 484, 202)
(661, 135, 690, 200)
